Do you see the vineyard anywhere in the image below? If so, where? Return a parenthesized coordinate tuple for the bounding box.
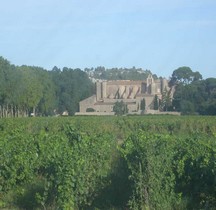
(0, 116, 216, 210)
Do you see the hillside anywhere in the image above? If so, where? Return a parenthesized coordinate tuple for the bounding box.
(84, 66, 159, 81)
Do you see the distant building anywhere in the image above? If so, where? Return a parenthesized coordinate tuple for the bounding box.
(76, 75, 171, 115)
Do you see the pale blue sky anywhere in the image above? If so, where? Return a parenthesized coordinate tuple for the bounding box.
(0, 0, 216, 78)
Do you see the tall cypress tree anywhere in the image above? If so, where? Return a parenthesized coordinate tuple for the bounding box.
(153, 95, 159, 110)
(140, 98, 146, 111)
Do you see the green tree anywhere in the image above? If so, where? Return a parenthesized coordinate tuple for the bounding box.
(169, 66, 202, 86)
(90, 67, 154, 81)
(0, 57, 22, 117)
(140, 98, 146, 111)
(153, 95, 159, 110)
(51, 67, 94, 115)
(193, 71, 203, 82)
(113, 101, 128, 116)
(180, 100, 195, 114)
(37, 69, 57, 116)
(200, 78, 216, 115)
(172, 78, 216, 115)
(18, 66, 43, 116)
(160, 89, 172, 111)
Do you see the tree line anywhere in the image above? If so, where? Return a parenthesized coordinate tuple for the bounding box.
(0, 57, 94, 117)
(85, 66, 157, 81)
(0, 56, 215, 116)
(170, 67, 216, 115)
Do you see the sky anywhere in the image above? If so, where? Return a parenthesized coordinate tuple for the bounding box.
(0, 0, 216, 79)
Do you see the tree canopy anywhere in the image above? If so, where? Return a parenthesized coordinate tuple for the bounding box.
(85, 66, 157, 80)
(169, 66, 202, 86)
(0, 56, 94, 117)
(170, 67, 216, 115)
(113, 101, 128, 116)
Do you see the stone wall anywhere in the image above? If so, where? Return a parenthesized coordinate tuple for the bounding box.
(79, 95, 96, 112)
(145, 110, 181, 115)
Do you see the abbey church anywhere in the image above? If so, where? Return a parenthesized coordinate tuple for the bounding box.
(77, 75, 171, 115)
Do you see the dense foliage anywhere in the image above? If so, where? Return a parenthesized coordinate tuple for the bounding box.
(0, 116, 216, 209)
(0, 118, 116, 209)
(0, 57, 94, 117)
(113, 101, 128, 116)
(84, 66, 156, 81)
(120, 131, 216, 210)
(170, 67, 216, 115)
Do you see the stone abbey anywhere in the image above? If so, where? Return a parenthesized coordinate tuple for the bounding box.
(77, 75, 171, 115)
